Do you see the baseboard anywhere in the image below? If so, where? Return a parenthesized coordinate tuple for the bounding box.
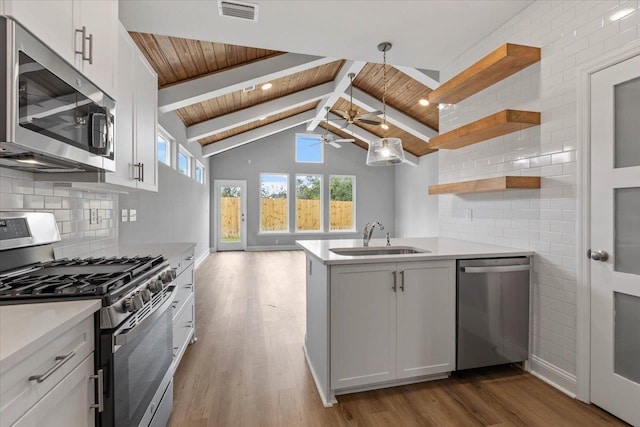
(194, 250, 210, 268)
(302, 344, 336, 408)
(529, 355, 577, 398)
(246, 245, 300, 251)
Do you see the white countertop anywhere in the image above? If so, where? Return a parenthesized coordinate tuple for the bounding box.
(0, 299, 101, 371)
(87, 242, 196, 262)
(296, 237, 533, 265)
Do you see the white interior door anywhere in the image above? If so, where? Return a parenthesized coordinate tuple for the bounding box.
(590, 53, 640, 426)
(215, 180, 247, 251)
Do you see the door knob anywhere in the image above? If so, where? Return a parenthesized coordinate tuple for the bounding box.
(589, 250, 609, 261)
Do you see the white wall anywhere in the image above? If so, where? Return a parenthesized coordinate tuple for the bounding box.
(208, 125, 396, 249)
(394, 152, 439, 237)
(433, 0, 639, 391)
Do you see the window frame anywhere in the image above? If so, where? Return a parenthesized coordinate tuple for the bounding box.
(157, 126, 174, 167)
(295, 133, 324, 164)
(178, 144, 192, 178)
(194, 160, 205, 184)
(329, 175, 357, 232)
(259, 173, 290, 234)
(294, 173, 324, 233)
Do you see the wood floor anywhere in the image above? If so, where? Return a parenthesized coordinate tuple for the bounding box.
(168, 251, 626, 427)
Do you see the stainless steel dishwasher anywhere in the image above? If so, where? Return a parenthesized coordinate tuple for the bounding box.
(457, 257, 531, 370)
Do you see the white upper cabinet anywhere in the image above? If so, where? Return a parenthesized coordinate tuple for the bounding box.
(1, 0, 118, 97)
(105, 23, 158, 192)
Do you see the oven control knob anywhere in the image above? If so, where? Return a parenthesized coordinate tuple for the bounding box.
(160, 270, 176, 284)
(148, 279, 164, 294)
(124, 294, 144, 312)
(139, 289, 151, 303)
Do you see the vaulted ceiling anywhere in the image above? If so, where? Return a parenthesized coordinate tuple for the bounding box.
(131, 32, 441, 163)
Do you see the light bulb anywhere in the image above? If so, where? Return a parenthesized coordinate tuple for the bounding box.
(380, 147, 391, 157)
(419, 99, 429, 106)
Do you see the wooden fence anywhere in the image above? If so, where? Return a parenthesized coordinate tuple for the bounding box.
(221, 197, 354, 236)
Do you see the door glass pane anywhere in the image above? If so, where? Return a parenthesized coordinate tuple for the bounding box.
(615, 292, 640, 384)
(221, 186, 241, 243)
(615, 76, 640, 168)
(615, 188, 640, 275)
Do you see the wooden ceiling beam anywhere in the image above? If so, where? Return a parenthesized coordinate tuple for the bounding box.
(305, 60, 366, 132)
(324, 113, 419, 166)
(393, 66, 440, 90)
(344, 88, 438, 142)
(187, 82, 333, 142)
(158, 53, 336, 112)
(202, 110, 317, 157)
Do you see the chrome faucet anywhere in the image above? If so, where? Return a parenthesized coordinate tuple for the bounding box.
(362, 222, 384, 246)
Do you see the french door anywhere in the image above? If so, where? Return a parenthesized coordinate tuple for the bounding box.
(589, 53, 640, 426)
(214, 180, 247, 251)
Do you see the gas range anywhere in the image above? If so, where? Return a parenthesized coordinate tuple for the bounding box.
(1, 211, 177, 427)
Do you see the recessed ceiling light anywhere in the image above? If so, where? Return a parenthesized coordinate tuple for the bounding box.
(437, 104, 445, 110)
(381, 123, 389, 130)
(261, 82, 272, 91)
(418, 99, 429, 106)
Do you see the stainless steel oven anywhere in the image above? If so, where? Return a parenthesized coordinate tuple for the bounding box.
(99, 279, 174, 427)
(0, 17, 115, 172)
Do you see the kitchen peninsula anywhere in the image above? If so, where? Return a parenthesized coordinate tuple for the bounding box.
(297, 237, 533, 406)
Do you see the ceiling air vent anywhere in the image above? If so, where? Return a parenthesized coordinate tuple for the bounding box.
(218, 0, 258, 21)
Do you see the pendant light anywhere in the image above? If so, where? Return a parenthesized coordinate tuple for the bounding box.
(367, 42, 405, 166)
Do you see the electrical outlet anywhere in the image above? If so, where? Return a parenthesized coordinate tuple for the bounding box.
(121, 209, 128, 222)
(464, 209, 473, 222)
(129, 209, 137, 222)
(89, 209, 99, 224)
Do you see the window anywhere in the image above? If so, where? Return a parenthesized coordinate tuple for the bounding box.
(178, 145, 192, 177)
(295, 174, 322, 232)
(157, 127, 173, 166)
(295, 134, 323, 163)
(329, 175, 356, 231)
(195, 161, 205, 184)
(260, 174, 288, 233)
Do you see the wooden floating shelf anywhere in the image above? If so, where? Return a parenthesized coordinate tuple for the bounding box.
(427, 110, 540, 150)
(428, 43, 541, 105)
(429, 176, 541, 195)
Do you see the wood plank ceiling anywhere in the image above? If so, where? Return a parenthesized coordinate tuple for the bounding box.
(131, 32, 439, 157)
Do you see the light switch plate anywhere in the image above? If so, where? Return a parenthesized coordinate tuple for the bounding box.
(89, 209, 99, 224)
(121, 209, 128, 222)
(129, 209, 137, 222)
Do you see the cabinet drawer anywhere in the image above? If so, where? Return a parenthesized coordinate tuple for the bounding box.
(13, 354, 95, 427)
(170, 248, 195, 277)
(0, 316, 94, 426)
(171, 264, 194, 320)
(172, 294, 194, 372)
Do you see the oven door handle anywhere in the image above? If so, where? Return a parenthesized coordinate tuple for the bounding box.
(113, 294, 172, 351)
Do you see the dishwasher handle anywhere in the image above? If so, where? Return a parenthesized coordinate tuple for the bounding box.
(460, 265, 530, 274)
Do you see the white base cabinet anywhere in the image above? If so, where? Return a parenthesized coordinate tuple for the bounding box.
(329, 260, 456, 391)
(170, 246, 196, 372)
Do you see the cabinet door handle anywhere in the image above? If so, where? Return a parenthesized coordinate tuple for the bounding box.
(185, 256, 194, 261)
(391, 271, 397, 292)
(90, 369, 104, 412)
(140, 162, 145, 182)
(87, 33, 93, 64)
(399, 270, 405, 292)
(75, 26, 87, 58)
(29, 351, 76, 383)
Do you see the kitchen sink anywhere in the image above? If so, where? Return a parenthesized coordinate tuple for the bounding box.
(329, 246, 429, 256)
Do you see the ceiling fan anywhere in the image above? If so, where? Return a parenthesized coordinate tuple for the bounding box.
(333, 73, 382, 129)
(311, 107, 355, 148)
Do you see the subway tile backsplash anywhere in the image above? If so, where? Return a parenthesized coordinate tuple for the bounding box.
(0, 167, 118, 258)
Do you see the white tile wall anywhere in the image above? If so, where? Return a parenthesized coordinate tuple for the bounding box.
(0, 167, 118, 258)
(437, 0, 639, 375)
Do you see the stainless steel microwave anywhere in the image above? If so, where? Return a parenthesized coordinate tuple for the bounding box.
(0, 17, 116, 172)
